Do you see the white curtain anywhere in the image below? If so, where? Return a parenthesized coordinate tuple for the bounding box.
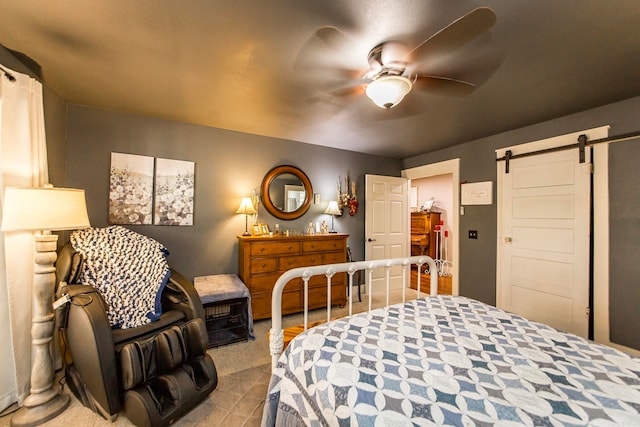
(0, 65, 49, 411)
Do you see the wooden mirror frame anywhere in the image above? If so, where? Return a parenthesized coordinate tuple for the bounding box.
(261, 165, 312, 220)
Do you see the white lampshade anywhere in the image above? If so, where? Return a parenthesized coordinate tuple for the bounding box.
(324, 200, 341, 216)
(235, 197, 257, 215)
(365, 75, 413, 109)
(1, 186, 90, 232)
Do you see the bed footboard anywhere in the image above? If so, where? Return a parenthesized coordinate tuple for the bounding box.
(269, 255, 438, 368)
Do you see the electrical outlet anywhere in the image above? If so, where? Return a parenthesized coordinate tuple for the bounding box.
(468, 230, 478, 239)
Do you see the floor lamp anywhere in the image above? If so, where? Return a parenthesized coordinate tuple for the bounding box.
(1, 186, 90, 427)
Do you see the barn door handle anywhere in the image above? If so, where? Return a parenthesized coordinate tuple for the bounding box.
(367, 238, 376, 242)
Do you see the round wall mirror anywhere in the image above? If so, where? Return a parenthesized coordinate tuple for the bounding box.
(261, 165, 312, 220)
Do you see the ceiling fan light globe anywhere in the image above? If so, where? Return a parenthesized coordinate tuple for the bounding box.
(365, 75, 412, 109)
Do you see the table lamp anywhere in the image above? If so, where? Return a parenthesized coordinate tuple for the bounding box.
(1, 185, 90, 426)
(324, 200, 341, 233)
(236, 197, 257, 236)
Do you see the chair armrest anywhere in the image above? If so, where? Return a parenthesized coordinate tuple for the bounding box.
(63, 284, 120, 417)
(162, 269, 205, 322)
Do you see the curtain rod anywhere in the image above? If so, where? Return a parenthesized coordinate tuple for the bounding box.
(495, 131, 640, 173)
(0, 65, 16, 82)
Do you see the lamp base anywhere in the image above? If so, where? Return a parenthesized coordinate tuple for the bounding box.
(242, 214, 252, 236)
(11, 392, 69, 427)
(329, 231, 337, 234)
(11, 234, 69, 427)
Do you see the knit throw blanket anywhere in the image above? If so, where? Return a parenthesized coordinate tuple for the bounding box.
(70, 226, 171, 329)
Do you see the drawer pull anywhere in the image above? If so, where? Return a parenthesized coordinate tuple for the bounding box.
(288, 246, 293, 250)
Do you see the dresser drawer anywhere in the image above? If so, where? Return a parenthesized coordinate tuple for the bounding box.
(308, 283, 346, 309)
(250, 257, 277, 273)
(252, 291, 300, 320)
(238, 234, 349, 319)
(250, 273, 296, 293)
(302, 239, 345, 253)
(322, 252, 344, 264)
(279, 254, 322, 270)
(251, 241, 301, 256)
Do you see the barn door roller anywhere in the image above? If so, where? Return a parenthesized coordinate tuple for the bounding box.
(578, 134, 587, 164)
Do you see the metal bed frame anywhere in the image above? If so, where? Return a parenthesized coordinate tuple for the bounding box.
(268, 255, 438, 368)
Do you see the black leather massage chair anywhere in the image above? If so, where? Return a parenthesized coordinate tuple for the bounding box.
(55, 242, 218, 426)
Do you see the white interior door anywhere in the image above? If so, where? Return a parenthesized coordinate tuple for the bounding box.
(498, 148, 591, 337)
(365, 174, 408, 290)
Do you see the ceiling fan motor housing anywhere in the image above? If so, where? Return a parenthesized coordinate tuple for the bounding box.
(367, 42, 409, 79)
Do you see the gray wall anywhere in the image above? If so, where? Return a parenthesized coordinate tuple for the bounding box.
(42, 87, 67, 187)
(403, 96, 640, 349)
(64, 105, 401, 280)
(609, 138, 640, 349)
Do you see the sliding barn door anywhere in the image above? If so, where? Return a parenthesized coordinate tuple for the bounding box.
(498, 148, 591, 337)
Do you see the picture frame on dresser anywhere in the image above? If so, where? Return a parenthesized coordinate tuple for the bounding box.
(261, 224, 270, 235)
(251, 224, 262, 236)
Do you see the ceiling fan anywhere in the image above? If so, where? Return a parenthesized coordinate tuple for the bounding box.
(299, 7, 497, 110)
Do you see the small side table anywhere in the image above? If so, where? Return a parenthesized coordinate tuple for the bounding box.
(194, 274, 254, 348)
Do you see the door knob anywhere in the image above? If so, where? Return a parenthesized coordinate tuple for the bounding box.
(502, 237, 512, 243)
(367, 238, 377, 242)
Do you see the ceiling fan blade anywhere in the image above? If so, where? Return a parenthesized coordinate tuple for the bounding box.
(306, 79, 368, 105)
(304, 82, 371, 119)
(314, 26, 353, 52)
(413, 75, 476, 97)
(406, 7, 497, 68)
(294, 26, 366, 81)
(301, 65, 364, 81)
(325, 80, 368, 97)
(295, 26, 355, 67)
(410, 46, 504, 88)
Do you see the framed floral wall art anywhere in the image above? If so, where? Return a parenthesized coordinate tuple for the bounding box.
(153, 158, 195, 226)
(109, 152, 154, 224)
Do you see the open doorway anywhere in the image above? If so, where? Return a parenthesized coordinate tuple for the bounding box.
(403, 159, 460, 295)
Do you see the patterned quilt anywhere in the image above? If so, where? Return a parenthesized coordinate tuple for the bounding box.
(262, 296, 640, 426)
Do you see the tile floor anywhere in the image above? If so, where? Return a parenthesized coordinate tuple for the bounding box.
(0, 363, 272, 427)
(0, 287, 417, 426)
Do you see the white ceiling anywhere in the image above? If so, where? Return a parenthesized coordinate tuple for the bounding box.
(1, 1, 639, 158)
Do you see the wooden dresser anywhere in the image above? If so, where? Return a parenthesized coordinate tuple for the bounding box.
(237, 234, 348, 320)
(410, 211, 441, 259)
